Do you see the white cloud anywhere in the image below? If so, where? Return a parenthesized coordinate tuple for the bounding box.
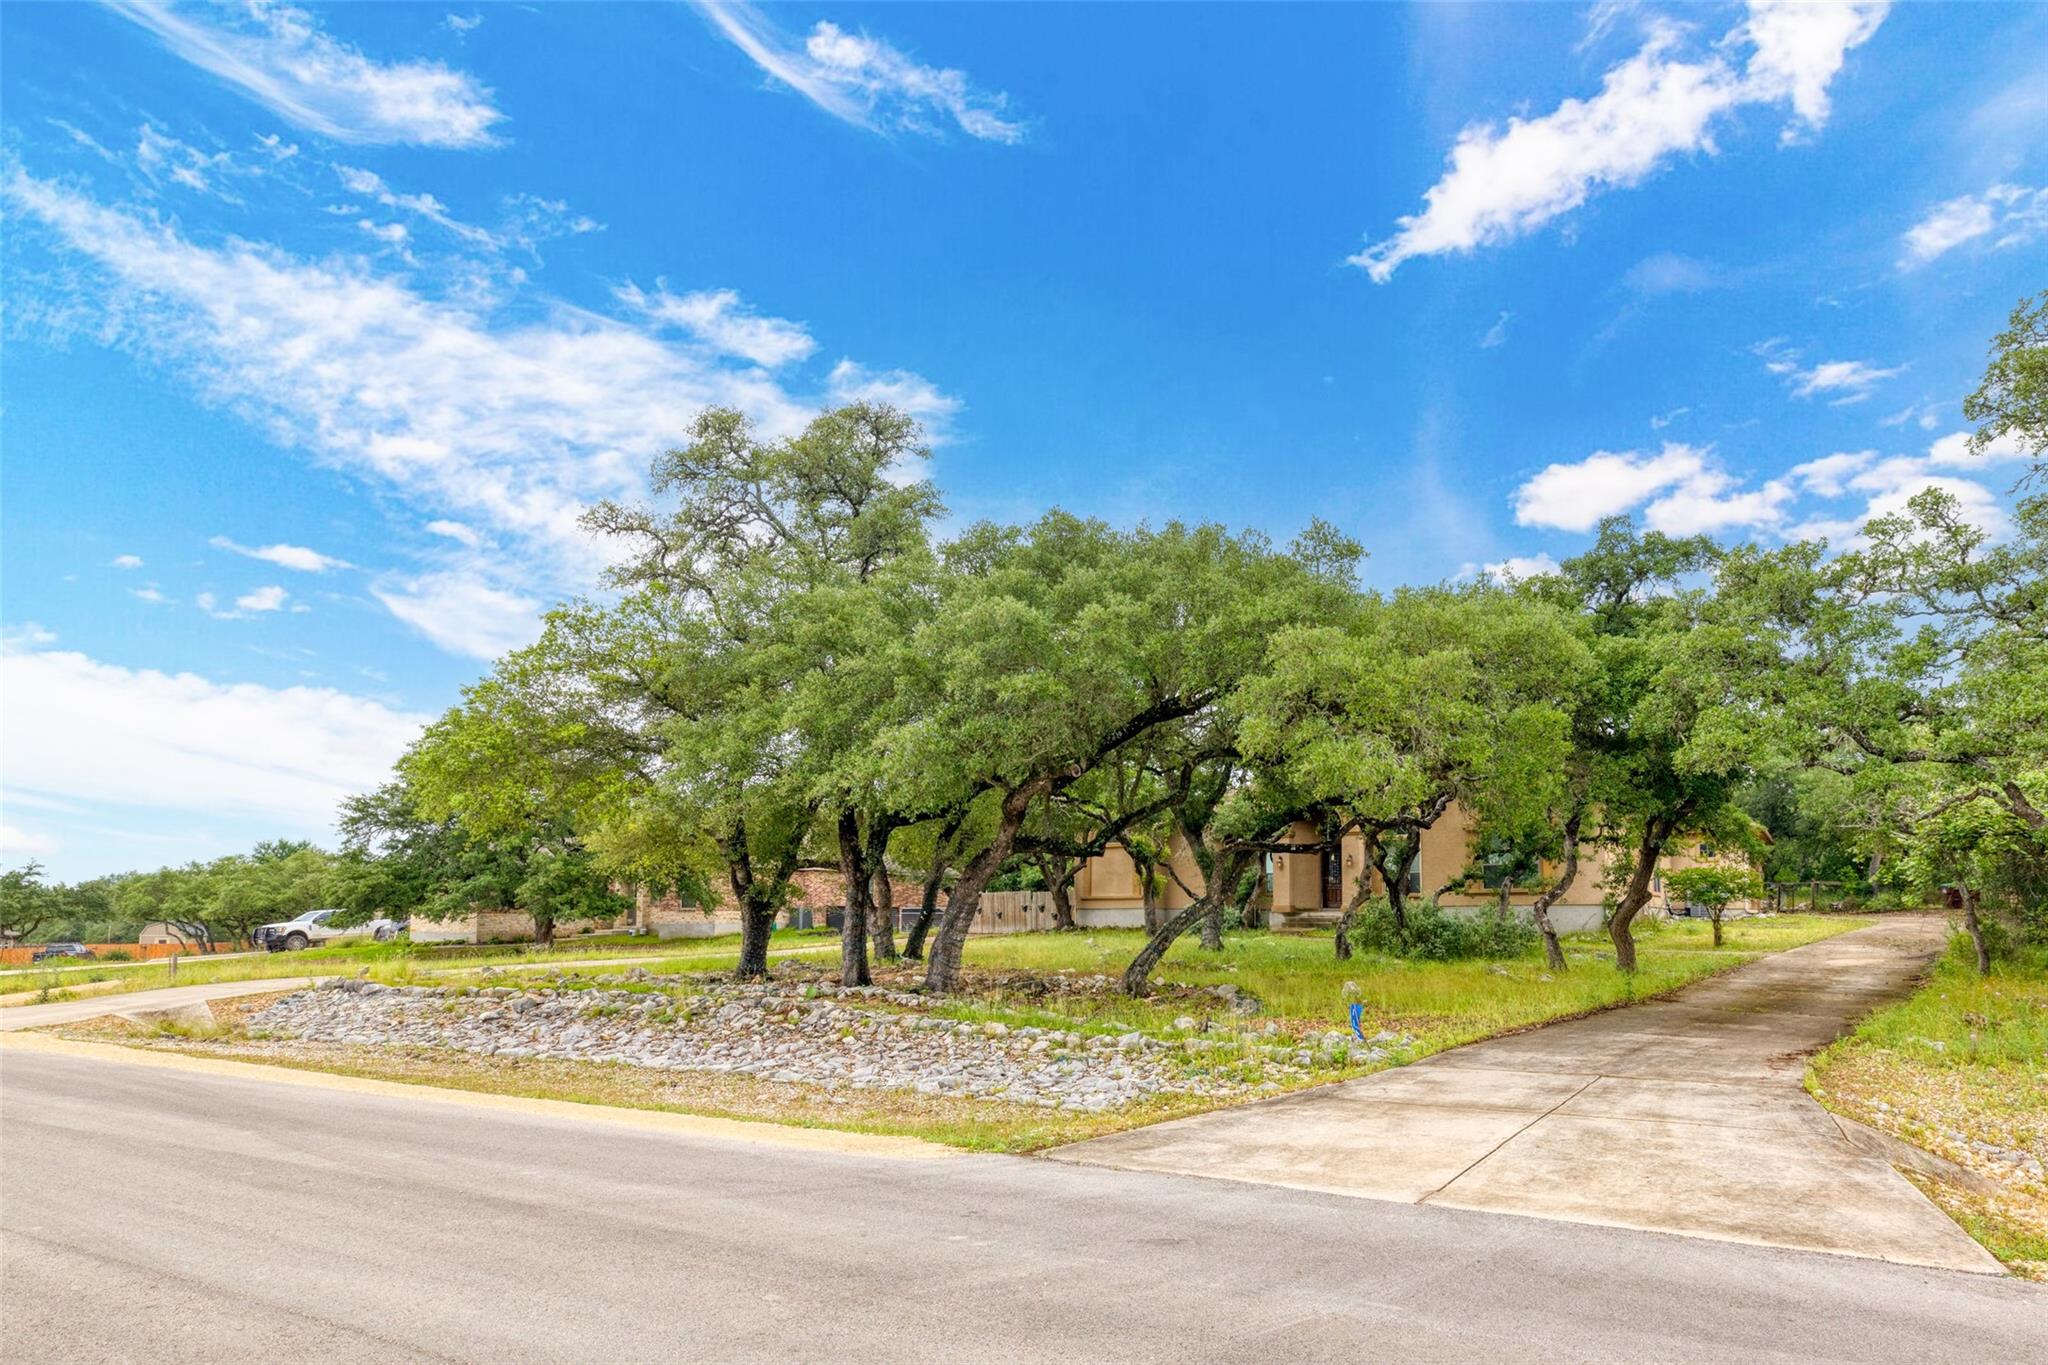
(445, 13, 482, 35)
(616, 283, 816, 367)
(697, 3, 1026, 143)
(209, 536, 350, 572)
(0, 823, 61, 858)
(1514, 442, 1795, 535)
(1739, 0, 1889, 140)
(1926, 429, 2033, 467)
(827, 359, 961, 428)
(1643, 469, 1793, 534)
(234, 584, 290, 612)
(1786, 449, 1875, 496)
(1481, 553, 1561, 582)
(5, 167, 951, 656)
(135, 124, 241, 198)
(1479, 311, 1513, 349)
(1782, 438, 2013, 544)
(334, 164, 499, 250)
(130, 584, 171, 604)
(372, 571, 541, 659)
(1788, 359, 1902, 403)
(1900, 183, 2048, 265)
(1880, 401, 1942, 431)
(424, 519, 483, 547)
(0, 640, 428, 832)
(1513, 442, 1710, 531)
(107, 0, 505, 148)
(1354, 2, 1887, 281)
(110, 554, 145, 569)
(1754, 340, 1900, 404)
(1649, 406, 1689, 430)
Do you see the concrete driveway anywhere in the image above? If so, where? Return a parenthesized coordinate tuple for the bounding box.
(1053, 916, 2001, 1274)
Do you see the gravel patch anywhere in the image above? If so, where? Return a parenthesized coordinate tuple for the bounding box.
(247, 977, 1403, 1112)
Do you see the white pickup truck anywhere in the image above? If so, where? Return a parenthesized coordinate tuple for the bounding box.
(254, 908, 401, 952)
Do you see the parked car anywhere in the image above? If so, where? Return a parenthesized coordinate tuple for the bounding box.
(253, 909, 401, 952)
(31, 942, 94, 962)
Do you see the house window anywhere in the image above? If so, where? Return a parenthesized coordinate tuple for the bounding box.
(1403, 861, 1422, 896)
(1700, 843, 1717, 859)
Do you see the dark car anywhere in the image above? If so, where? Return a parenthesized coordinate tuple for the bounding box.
(31, 942, 94, 962)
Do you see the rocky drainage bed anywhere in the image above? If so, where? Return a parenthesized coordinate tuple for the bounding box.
(246, 977, 1407, 1112)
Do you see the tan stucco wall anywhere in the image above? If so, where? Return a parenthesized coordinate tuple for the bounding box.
(1084, 802, 1767, 932)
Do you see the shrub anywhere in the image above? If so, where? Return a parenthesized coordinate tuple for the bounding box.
(1347, 899, 1537, 961)
(98, 949, 134, 962)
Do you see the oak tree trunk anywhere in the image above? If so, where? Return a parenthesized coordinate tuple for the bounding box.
(923, 782, 1042, 994)
(1608, 815, 1678, 973)
(1962, 888, 1991, 976)
(1123, 849, 1250, 995)
(1529, 811, 1581, 974)
(1331, 870, 1374, 961)
(836, 811, 872, 988)
(736, 900, 777, 980)
(904, 872, 945, 962)
(1045, 866, 1076, 931)
(869, 866, 899, 962)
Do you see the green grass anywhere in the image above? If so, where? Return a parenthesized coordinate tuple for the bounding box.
(1808, 935, 2047, 1278)
(0, 930, 842, 1007)
(908, 914, 1871, 1045)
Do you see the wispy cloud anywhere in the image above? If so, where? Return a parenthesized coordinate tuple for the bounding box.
(696, 2, 1027, 143)
(110, 553, 145, 570)
(3, 165, 955, 655)
(1754, 339, 1901, 404)
(371, 571, 541, 659)
(1900, 183, 2048, 265)
(615, 283, 816, 367)
(107, 0, 505, 148)
(1354, 2, 1887, 281)
(234, 584, 290, 612)
(1479, 311, 1513, 349)
(210, 536, 348, 572)
(1, 636, 428, 831)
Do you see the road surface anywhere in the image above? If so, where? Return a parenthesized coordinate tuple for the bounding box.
(3, 1041, 2039, 1363)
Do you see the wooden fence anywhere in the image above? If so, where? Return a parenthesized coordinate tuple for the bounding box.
(967, 891, 1062, 935)
(0, 941, 240, 967)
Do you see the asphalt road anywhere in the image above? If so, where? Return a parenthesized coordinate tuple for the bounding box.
(3, 1047, 2041, 1363)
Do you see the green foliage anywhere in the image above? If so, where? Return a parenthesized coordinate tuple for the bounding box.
(1345, 898, 1539, 961)
(1963, 289, 2048, 472)
(1662, 866, 1764, 913)
(0, 862, 57, 942)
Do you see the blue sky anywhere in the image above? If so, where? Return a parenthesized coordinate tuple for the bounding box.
(3, 1, 2044, 880)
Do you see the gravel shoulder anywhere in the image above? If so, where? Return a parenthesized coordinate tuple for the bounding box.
(52, 970, 1414, 1152)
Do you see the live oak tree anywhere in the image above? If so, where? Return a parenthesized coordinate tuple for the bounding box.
(1701, 296, 2048, 973)
(1534, 519, 1754, 973)
(578, 402, 946, 983)
(1662, 865, 1764, 948)
(0, 863, 56, 944)
(1237, 584, 1588, 959)
(887, 516, 1351, 994)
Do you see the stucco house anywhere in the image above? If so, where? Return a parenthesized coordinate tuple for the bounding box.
(1069, 801, 1768, 933)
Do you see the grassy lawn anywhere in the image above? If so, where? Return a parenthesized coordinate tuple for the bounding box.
(0, 930, 842, 1007)
(1807, 936, 2048, 1280)
(44, 914, 1872, 1152)
(887, 914, 1874, 1051)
